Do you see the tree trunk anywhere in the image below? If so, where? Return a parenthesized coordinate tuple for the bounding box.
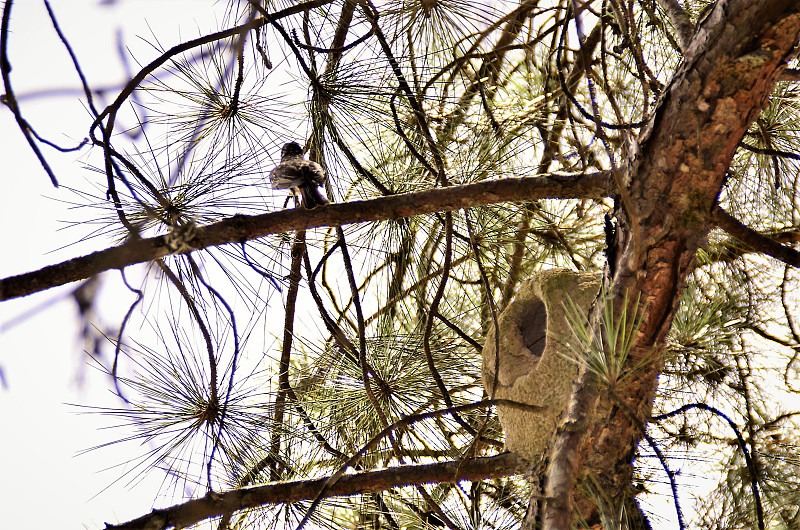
(542, 1, 800, 527)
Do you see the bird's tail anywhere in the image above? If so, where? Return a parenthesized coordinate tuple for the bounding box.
(300, 184, 330, 209)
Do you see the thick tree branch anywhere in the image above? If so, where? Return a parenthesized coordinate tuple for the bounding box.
(655, 0, 694, 52)
(0, 172, 611, 301)
(542, 1, 800, 527)
(105, 453, 527, 530)
(711, 206, 800, 267)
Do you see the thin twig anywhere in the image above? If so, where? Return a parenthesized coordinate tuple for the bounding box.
(269, 231, 306, 481)
(1, 1, 59, 186)
(653, 403, 764, 530)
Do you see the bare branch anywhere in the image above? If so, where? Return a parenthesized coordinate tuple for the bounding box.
(712, 206, 800, 267)
(0, 172, 612, 301)
(106, 453, 527, 530)
(1, 1, 59, 186)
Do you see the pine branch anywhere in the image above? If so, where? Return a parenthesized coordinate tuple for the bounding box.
(712, 206, 800, 267)
(105, 453, 527, 530)
(541, 1, 800, 526)
(0, 172, 612, 301)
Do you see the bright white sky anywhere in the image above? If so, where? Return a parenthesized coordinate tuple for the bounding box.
(0, 1, 704, 528)
(0, 1, 226, 527)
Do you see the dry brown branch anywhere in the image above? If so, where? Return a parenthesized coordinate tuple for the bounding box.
(0, 172, 611, 301)
(106, 453, 526, 530)
(711, 206, 800, 267)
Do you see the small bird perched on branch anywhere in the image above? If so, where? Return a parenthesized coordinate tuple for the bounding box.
(269, 142, 330, 209)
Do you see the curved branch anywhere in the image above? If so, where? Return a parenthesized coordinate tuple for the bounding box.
(1, 1, 59, 186)
(89, 0, 332, 141)
(421, 213, 477, 438)
(291, 25, 374, 54)
(653, 403, 764, 530)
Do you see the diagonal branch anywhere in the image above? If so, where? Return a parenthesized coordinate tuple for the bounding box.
(711, 206, 800, 267)
(542, 1, 800, 527)
(655, 0, 694, 52)
(0, 172, 612, 301)
(106, 453, 527, 530)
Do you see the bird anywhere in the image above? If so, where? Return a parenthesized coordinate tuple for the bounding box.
(269, 142, 330, 209)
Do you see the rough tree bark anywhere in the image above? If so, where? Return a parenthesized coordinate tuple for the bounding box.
(542, 1, 800, 527)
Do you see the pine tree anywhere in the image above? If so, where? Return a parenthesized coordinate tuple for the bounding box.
(2, 1, 800, 528)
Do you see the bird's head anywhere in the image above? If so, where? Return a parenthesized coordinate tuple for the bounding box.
(281, 142, 304, 158)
